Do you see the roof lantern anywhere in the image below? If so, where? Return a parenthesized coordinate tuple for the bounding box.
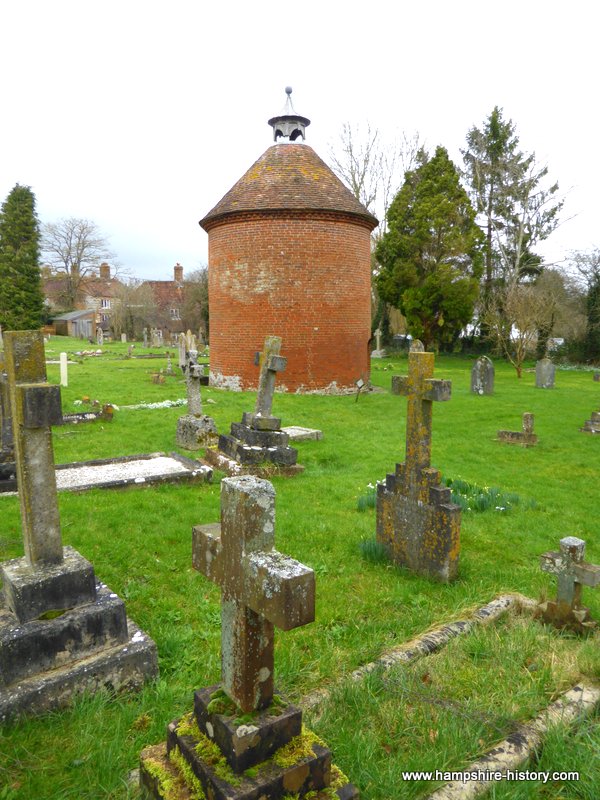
(267, 87, 311, 142)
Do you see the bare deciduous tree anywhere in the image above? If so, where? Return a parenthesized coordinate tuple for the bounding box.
(110, 280, 157, 340)
(482, 281, 557, 377)
(41, 217, 118, 308)
(328, 123, 422, 237)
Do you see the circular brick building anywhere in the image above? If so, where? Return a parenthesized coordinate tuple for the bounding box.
(199, 91, 378, 393)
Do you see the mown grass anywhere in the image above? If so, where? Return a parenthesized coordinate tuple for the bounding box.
(0, 337, 599, 799)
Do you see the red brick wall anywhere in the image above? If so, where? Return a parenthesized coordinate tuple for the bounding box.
(207, 212, 372, 392)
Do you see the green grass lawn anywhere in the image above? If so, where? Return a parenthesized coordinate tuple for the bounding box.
(1, 337, 599, 799)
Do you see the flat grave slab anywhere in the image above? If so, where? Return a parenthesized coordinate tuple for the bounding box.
(0, 452, 212, 494)
(281, 425, 323, 441)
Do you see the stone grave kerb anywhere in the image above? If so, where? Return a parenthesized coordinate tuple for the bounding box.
(393, 351, 452, 502)
(541, 537, 600, 609)
(192, 475, 314, 713)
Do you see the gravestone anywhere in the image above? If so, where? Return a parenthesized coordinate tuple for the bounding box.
(371, 327, 385, 359)
(59, 352, 68, 387)
(410, 338, 424, 352)
(165, 351, 174, 375)
(121, 333, 127, 343)
(0, 353, 15, 474)
(538, 536, 600, 632)
(536, 357, 555, 389)
(497, 412, 537, 446)
(470, 355, 494, 395)
(176, 331, 217, 450)
(0, 330, 158, 720)
(96, 327, 104, 346)
(580, 410, 600, 434)
(594, 372, 600, 382)
(213, 336, 299, 469)
(151, 328, 162, 348)
(140, 475, 358, 799)
(377, 350, 461, 582)
(143, 327, 148, 348)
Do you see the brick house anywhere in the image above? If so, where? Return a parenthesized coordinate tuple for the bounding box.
(141, 263, 186, 342)
(43, 262, 123, 336)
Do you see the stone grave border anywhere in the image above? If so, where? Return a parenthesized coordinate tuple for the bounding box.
(0, 452, 212, 494)
(300, 592, 598, 798)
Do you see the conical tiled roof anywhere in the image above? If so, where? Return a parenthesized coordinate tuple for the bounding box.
(200, 144, 378, 231)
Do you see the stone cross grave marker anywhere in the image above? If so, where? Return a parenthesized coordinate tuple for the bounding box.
(192, 476, 314, 712)
(536, 357, 555, 388)
(212, 337, 299, 469)
(0, 331, 158, 718)
(539, 536, 600, 631)
(380, 350, 460, 581)
(140, 475, 357, 800)
(251, 335, 287, 427)
(471, 355, 494, 395)
(176, 330, 216, 449)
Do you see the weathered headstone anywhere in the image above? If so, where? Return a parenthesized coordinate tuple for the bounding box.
(143, 327, 148, 348)
(96, 327, 104, 346)
(127, 344, 135, 358)
(213, 337, 299, 469)
(470, 355, 494, 395)
(580, 410, 600, 434)
(497, 412, 537, 446)
(538, 536, 600, 632)
(165, 351, 174, 375)
(377, 350, 461, 581)
(594, 372, 600, 382)
(151, 328, 162, 348)
(0, 330, 158, 720)
(121, 333, 127, 343)
(410, 338, 424, 352)
(140, 476, 358, 799)
(536, 357, 555, 389)
(176, 331, 217, 450)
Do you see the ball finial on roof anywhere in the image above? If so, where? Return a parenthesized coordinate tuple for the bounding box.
(285, 86, 293, 96)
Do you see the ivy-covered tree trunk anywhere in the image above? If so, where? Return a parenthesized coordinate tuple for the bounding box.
(0, 184, 44, 331)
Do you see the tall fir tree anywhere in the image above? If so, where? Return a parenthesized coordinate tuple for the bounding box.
(375, 147, 483, 351)
(0, 184, 45, 330)
(462, 107, 563, 294)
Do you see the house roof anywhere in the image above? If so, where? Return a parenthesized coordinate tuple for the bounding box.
(51, 309, 96, 321)
(199, 143, 379, 231)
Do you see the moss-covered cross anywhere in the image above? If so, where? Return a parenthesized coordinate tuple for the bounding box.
(193, 476, 315, 713)
(394, 351, 451, 490)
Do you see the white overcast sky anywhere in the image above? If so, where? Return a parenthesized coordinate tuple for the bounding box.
(1, 0, 598, 281)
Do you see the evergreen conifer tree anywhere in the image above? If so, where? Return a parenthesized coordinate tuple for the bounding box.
(375, 147, 483, 351)
(0, 184, 45, 330)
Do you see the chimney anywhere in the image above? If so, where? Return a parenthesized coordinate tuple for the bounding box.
(174, 263, 183, 283)
(99, 262, 111, 280)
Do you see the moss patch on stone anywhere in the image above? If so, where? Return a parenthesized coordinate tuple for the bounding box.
(169, 746, 206, 799)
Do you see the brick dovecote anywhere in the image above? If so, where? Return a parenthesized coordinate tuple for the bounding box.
(200, 143, 378, 392)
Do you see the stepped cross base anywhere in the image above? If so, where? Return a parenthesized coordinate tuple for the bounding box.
(140, 694, 358, 800)
(176, 414, 218, 451)
(376, 463, 461, 583)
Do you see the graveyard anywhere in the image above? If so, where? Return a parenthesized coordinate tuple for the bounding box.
(0, 335, 599, 799)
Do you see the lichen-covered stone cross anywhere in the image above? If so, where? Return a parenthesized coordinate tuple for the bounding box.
(179, 331, 203, 416)
(394, 351, 451, 493)
(540, 536, 600, 608)
(192, 476, 315, 713)
(4, 330, 64, 567)
(254, 336, 287, 419)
